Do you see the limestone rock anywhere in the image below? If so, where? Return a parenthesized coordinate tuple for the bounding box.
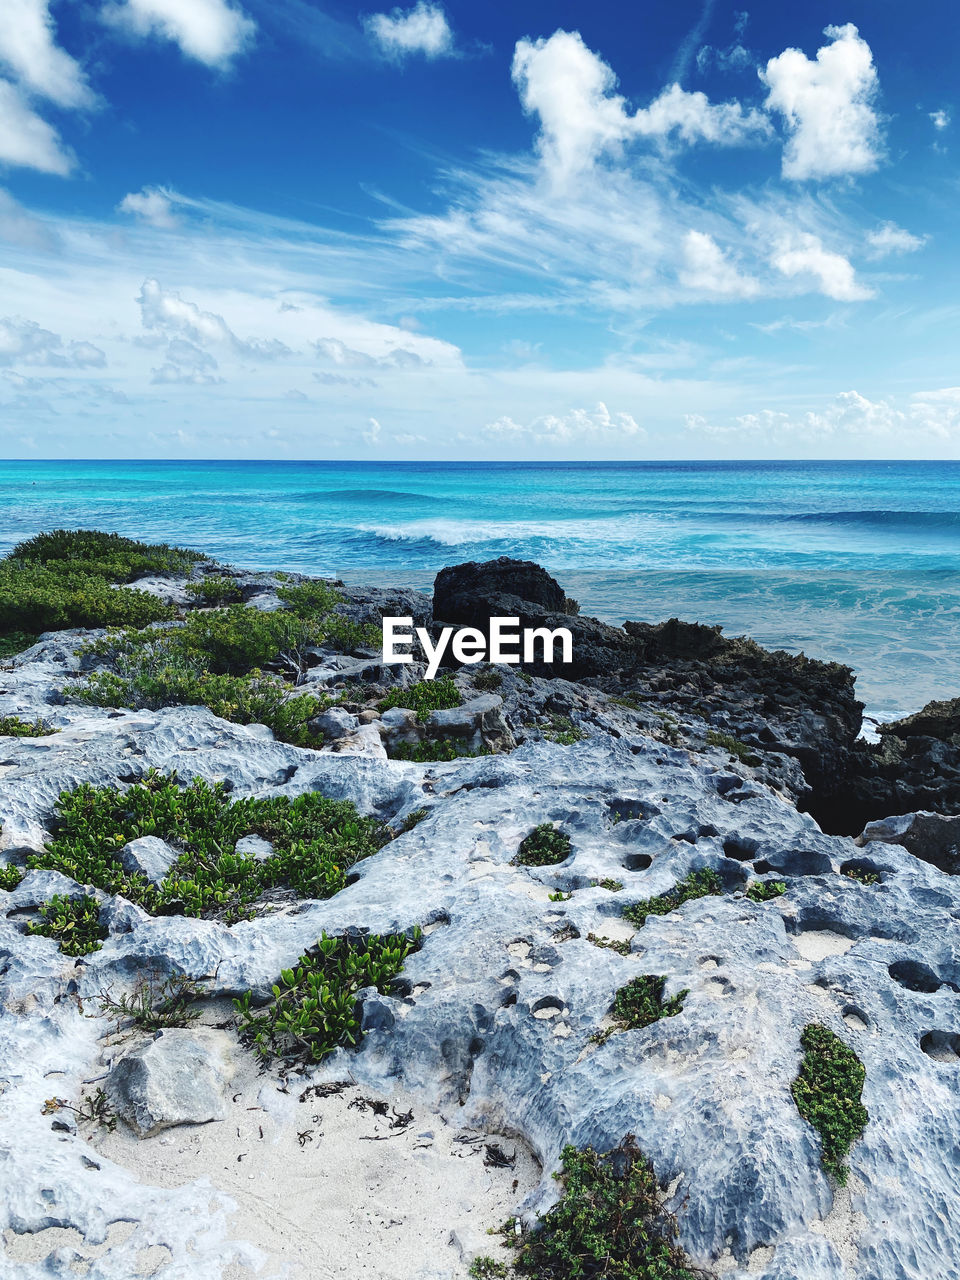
(313, 706, 359, 741)
(426, 694, 516, 754)
(859, 810, 960, 873)
(106, 1029, 234, 1137)
(235, 834, 275, 862)
(119, 835, 179, 883)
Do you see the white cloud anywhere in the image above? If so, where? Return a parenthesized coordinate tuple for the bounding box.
(138, 277, 234, 344)
(0, 186, 59, 249)
(511, 30, 768, 186)
(119, 186, 178, 229)
(761, 23, 882, 181)
(772, 233, 873, 301)
(930, 109, 950, 130)
(0, 77, 73, 174)
(151, 336, 221, 384)
(0, 316, 105, 367)
(680, 230, 759, 297)
(866, 221, 926, 259)
(0, 0, 94, 108)
(363, 416, 382, 444)
(102, 0, 256, 67)
(687, 388, 960, 444)
(486, 401, 644, 443)
(364, 2, 453, 60)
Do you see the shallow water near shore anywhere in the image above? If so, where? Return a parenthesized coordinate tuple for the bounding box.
(2, 458, 958, 723)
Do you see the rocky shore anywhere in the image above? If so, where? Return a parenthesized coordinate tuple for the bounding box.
(2, 549, 960, 1280)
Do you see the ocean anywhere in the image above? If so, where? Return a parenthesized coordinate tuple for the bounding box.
(1, 459, 958, 726)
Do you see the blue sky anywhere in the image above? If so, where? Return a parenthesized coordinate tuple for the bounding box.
(0, 0, 957, 460)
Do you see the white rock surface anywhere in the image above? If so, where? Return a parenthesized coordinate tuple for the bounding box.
(119, 836, 178, 883)
(106, 1028, 234, 1138)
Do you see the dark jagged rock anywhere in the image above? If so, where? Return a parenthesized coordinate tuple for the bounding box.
(433, 556, 578, 627)
(881, 696, 960, 742)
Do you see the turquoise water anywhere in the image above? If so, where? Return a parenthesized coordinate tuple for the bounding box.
(1, 459, 958, 723)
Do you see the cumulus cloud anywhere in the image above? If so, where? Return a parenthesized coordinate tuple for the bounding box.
(0, 78, 73, 174)
(687, 388, 960, 443)
(137, 278, 291, 363)
(679, 230, 759, 297)
(0, 316, 105, 367)
(772, 233, 873, 301)
(486, 401, 643, 443)
(118, 186, 177, 229)
(761, 23, 882, 181)
(511, 30, 769, 186)
(102, 0, 255, 67)
(364, 2, 453, 60)
(363, 416, 382, 444)
(866, 221, 926, 259)
(316, 336, 428, 369)
(0, 0, 94, 108)
(929, 109, 950, 130)
(151, 336, 221, 384)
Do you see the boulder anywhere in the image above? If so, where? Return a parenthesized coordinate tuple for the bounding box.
(119, 836, 179, 883)
(433, 557, 577, 626)
(859, 810, 960, 874)
(313, 707, 360, 741)
(426, 694, 516, 754)
(106, 1029, 234, 1138)
(881, 697, 960, 742)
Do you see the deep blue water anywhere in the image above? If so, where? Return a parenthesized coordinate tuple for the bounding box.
(1, 459, 958, 724)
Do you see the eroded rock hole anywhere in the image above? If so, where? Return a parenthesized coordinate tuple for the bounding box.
(920, 1031, 960, 1062)
(889, 959, 942, 993)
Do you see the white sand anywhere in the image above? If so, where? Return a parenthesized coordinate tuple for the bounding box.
(85, 1039, 538, 1280)
(792, 930, 856, 961)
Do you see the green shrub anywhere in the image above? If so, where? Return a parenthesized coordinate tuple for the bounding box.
(9, 529, 203, 577)
(603, 975, 687, 1038)
(28, 772, 391, 923)
(0, 631, 38, 658)
(623, 869, 722, 928)
(791, 1023, 868, 1185)
(746, 879, 787, 902)
(26, 894, 107, 956)
(97, 971, 205, 1031)
(842, 867, 881, 886)
(276, 579, 342, 617)
(0, 715, 58, 738)
(705, 730, 761, 766)
(378, 676, 462, 722)
(389, 739, 490, 763)
(512, 1137, 700, 1279)
(515, 824, 572, 867)
(542, 714, 584, 745)
(469, 1259, 509, 1278)
(185, 576, 244, 605)
(235, 929, 421, 1063)
(472, 668, 503, 691)
(0, 865, 23, 891)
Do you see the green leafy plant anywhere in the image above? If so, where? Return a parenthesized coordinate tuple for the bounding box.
(705, 730, 761, 766)
(469, 1258, 509, 1278)
(0, 715, 58, 738)
(511, 1136, 703, 1279)
(26, 894, 107, 956)
(623, 869, 723, 929)
(603, 975, 687, 1038)
(185, 576, 244, 605)
(515, 824, 572, 868)
(842, 867, 881, 886)
(791, 1023, 868, 1185)
(0, 631, 38, 658)
(548, 890, 572, 902)
(394, 808, 429, 833)
(542, 714, 584, 745)
(593, 878, 624, 892)
(96, 970, 205, 1031)
(587, 933, 631, 956)
(472, 668, 503, 691)
(0, 865, 24, 891)
(389, 739, 490, 763)
(745, 880, 787, 902)
(28, 771, 391, 923)
(44, 1087, 117, 1131)
(235, 929, 421, 1063)
(378, 676, 462, 722)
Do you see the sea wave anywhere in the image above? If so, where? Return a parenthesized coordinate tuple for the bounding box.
(784, 509, 960, 531)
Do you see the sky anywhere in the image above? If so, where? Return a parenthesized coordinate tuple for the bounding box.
(0, 0, 957, 461)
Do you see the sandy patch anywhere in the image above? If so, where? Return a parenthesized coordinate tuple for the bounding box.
(792, 930, 856, 962)
(86, 1043, 537, 1280)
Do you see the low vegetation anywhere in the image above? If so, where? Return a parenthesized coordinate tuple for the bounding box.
(593, 975, 688, 1044)
(26, 894, 107, 956)
(472, 668, 503, 691)
(378, 675, 462, 722)
(0, 715, 58, 738)
(511, 1136, 703, 1279)
(0, 865, 24, 891)
(623, 869, 723, 928)
(28, 771, 391, 923)
(235, 929, 421, 1063)
(791, 1023, 868, 1185)
(390, 739, 490, 763)
(97, 971, 206, 1032)
(843, 867, 881, 886)
(541, 714, 585, 745)
(705, 729, 761, 766)
(0, 530, 202, 647)
(515, 824, 572, 867)
(185, 575, 244, 605)
(745, 879, 787, 902)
